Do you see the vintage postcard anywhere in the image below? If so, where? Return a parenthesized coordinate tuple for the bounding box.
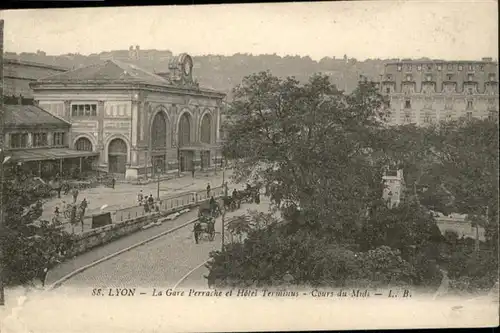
(0, 1, 498, 332)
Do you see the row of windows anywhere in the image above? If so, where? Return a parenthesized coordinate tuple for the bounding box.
(400, 111, 497, 123)
(400, 99, 482, 110)
(397, 73, 496, 82)
(397, 63, 488, 72)
(72, 103, 97, 117)
(9, 132, 66, 149)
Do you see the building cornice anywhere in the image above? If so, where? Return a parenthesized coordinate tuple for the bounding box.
(386, 60, 498, 66)
(30, 82, 226, 99)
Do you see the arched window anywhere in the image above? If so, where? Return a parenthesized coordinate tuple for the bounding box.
(200, 113, 212, 144)
(178, 112, 191, 147)
(108, 138, 127, 154)
(75, 137, 93, 151)
(151, 112, 168, 149)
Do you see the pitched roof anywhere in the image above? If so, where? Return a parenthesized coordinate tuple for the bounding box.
(3, 104, 71, 129)
(37, 59, 170, 85)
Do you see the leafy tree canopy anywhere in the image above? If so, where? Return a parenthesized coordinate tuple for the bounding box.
(1, 178, 74, 287)
(223, 71, 389, 239)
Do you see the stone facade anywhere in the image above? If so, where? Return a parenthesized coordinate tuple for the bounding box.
(380, 58, 499, 125)
(382, 169, 404, 208)
(31, 53, 225, 180)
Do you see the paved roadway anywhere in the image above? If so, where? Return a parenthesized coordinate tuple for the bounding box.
(58, 199, 274, 288)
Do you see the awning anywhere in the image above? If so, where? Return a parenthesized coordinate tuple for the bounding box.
(7, 148, 99, 163)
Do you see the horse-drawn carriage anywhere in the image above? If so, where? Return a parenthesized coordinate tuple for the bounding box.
(239, 184, 261, 204)
(198, 199, 221, 218)
(194, 198, 221, 243)
(194, 210, 216, 243)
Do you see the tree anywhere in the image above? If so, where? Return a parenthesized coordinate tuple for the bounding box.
(207, 219, 417, 288)
(0, 178, 74, 287)
(223, 71, 388, 240)
(210, 71, 453, 289)
(428, 119, 499, 247)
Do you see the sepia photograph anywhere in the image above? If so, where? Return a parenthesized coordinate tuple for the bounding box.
(0, 1, 498, 332)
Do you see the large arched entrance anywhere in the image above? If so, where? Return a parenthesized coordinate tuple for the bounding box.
(151, 111, 168, 174)
(75, 137, 94, 173)
(200, 113, 212, 169)
(108, 138, 127, 174)
(178, 112, 193, 172)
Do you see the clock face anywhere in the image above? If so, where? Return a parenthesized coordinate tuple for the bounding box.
(184, 60, 191, 76)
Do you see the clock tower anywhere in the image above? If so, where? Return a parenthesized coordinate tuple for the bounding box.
(168, 53, 194, 86)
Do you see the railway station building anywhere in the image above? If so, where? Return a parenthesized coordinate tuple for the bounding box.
(30, 53, 226, 180)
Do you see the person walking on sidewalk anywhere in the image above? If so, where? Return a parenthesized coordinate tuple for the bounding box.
(148, 194, 154, 212)
(206, 183, 211, 198)
(80, 198, 88, 216)
(192, 167, 195, 178)
(72, 187, 79, 204)
(137, 190, 144, 205)
(111, 177, 116, 189)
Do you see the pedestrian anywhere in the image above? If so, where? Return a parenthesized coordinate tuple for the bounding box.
(209, 196, 216, 215)
(148, 194, 154, 212)
(80, 198, 88, 215)
(193, 222, 202, 244)
(192, 167, 195, 178)
(53, 207, 61, 224)
(111, 177, 116, 189)
(70, 204, 78, 225)
(137, 190, 144, 205)
(54, 174, 61, 198)
(72, 187, 79, 203)
(206, 183, 211, 198)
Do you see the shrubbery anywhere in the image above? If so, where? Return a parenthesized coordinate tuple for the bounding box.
(207, 208, 438, 289)
(446, 245, 498, 294)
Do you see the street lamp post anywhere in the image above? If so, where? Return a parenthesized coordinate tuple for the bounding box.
(221, 156, 226, 252)
(177, 146, 180, 178)
(157, 167, 161, 201)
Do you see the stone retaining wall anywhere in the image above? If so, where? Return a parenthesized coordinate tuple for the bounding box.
(66, 186, 225, 257)
(436, 217, 486, 241)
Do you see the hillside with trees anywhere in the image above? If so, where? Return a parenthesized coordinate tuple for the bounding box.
(5, 49, 427, 98)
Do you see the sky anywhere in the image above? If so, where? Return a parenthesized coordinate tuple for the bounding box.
(0, 1, 498, 61)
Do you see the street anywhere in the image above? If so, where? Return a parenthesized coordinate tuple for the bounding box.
(57, 199, 274, 288)
(42, 170, 233, 234)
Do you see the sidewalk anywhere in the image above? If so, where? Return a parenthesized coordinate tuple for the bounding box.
(42, 170, 233, 234)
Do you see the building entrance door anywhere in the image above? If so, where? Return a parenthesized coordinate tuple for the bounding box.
(179, 151, 194, 172)
(109, 156, 126, 173)
(108, 138, 127, 174)
(200, 151, 211, 170)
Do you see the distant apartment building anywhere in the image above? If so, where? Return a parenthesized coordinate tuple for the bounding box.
(379, 58, 499, 125)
